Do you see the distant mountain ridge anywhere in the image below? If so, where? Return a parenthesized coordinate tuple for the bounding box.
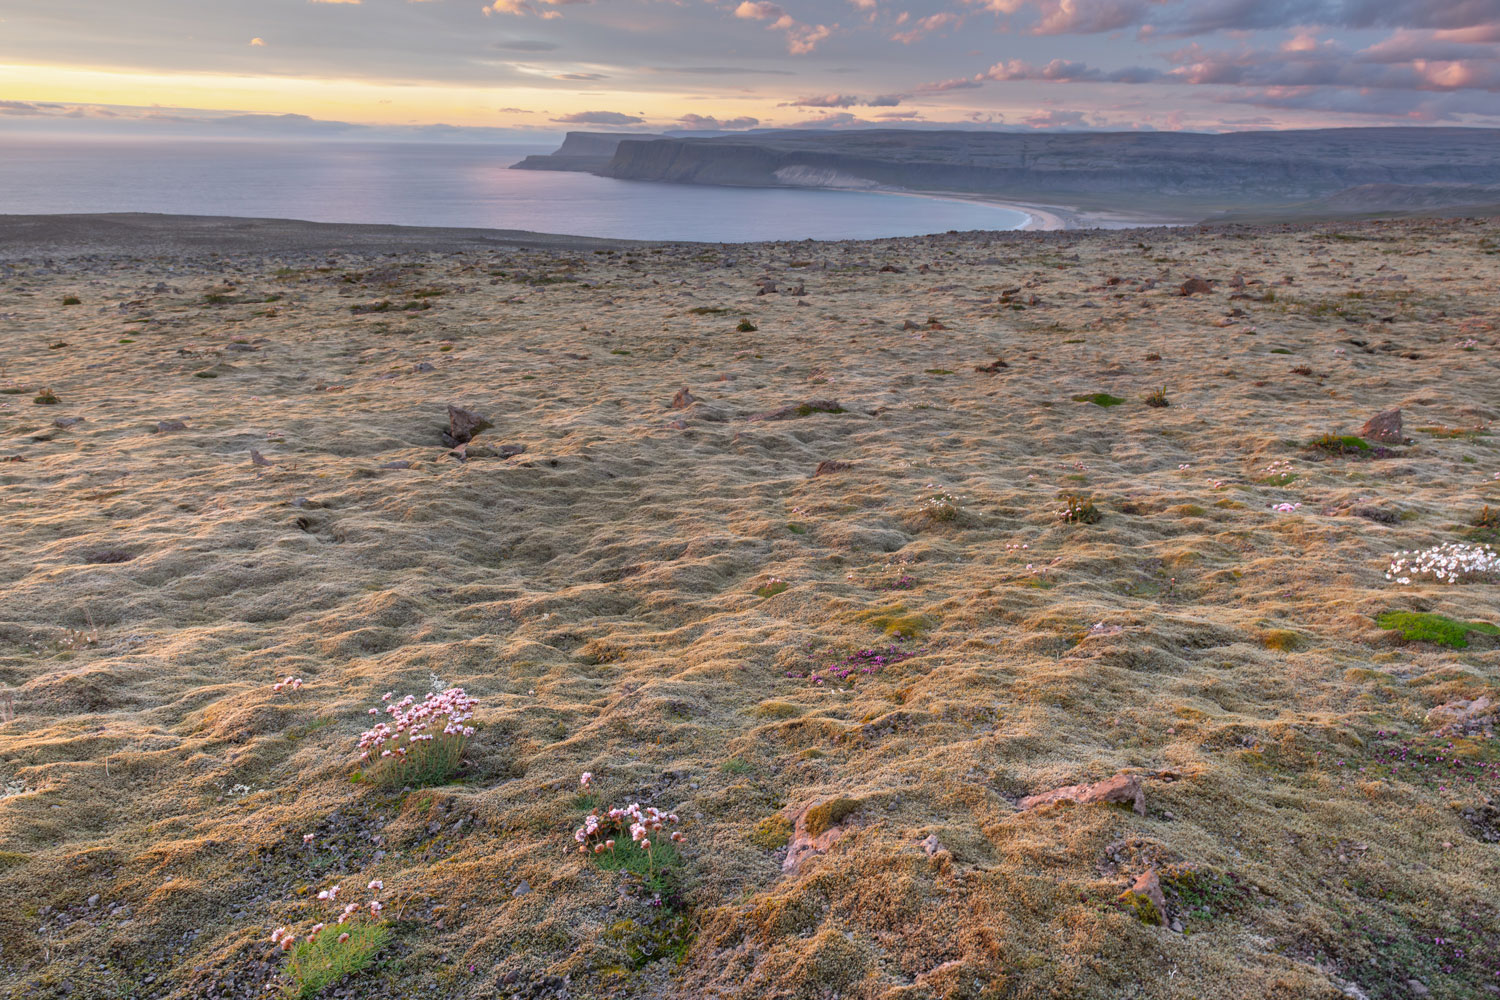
(513, 127, 1500, 222)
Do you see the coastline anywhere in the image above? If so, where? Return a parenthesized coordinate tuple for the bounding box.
(893, 188, 1193, 231)
(0, 203, 1180, 260)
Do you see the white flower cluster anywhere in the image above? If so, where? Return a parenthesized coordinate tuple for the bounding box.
(575, 798, 684, 855)
(358, 688, 476, 761)
(271, 879, 385, 951)
(1386, 542, 1500, 585)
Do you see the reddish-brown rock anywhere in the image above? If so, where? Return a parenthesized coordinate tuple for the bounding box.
(1360, 408, 1405, 444)
(1018, 773, 1145, 816)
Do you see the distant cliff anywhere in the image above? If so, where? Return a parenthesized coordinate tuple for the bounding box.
(596, 129, 1500, 212)
(511, 127, 1500, 220)
(511, 131, 668, 173)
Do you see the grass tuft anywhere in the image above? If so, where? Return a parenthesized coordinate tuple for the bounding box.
(285, 922, 389, 999)
(1307, 433, 1370, 454)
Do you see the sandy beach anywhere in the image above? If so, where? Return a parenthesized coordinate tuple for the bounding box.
(1, 211, 1498, 1000)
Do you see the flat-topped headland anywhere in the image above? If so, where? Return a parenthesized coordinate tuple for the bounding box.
(517, 127, 1500, 228)
(1, 211, 1498, 999)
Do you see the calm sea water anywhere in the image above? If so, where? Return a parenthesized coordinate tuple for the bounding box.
(0, 138, 1029, 242)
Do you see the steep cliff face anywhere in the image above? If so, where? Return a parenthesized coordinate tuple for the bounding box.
(595, 128, 1500, 210)
(511, 131, 667, 172)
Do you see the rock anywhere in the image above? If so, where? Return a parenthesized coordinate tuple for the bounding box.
(1118, 868, 1166, 925)
(919, 834, 942, 857)
(53, 417, 84, 428)
(749, 399, 843, 423)
(902, 319, 921, 330)
(249, 449, 273, 468)
(443, 405, 492, 447)
(669, 387, 696, 409)
(783, 797, 860, 872)
(1407, 980, 1430, 997)
(155, 420, 187, 433)
(1018, 773, 1145, 816)
(1425, 695, 1494, 731)
(1132, 868, 1166, 912)
(1350, 504, 1400, 524)
(378, 461, 412, 470)
(413, 362, 436, 372)
(87, 895, 100, 908)
(463, 443, 525, 460)
(974, 359, 1009, 373)
(1178, 277, 1214, 296)
(513, 880, 531, 896)
(1360, 408, 1405, 444)
(812, 460, 853, 478)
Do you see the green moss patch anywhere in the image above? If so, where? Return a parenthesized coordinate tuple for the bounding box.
(1307, 433, 1371, 454)
(1376, 610, 1500, 649)
(1071, 392, 1125, 407)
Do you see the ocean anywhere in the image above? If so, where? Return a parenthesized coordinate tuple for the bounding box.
(0, 137, 1030, 242)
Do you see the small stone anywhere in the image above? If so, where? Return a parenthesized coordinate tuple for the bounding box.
(378, 461, 412, 470)
(463, 443, 525, 459)
(249, 449, 273, 468)
(156, 420, 187, 433)
(53, 417, 84, 428)
(443, 405, 492, 447)
(1360, 408, 1405, 444)
(1407, 979, 1430, 997)
(413, 362, 436, 372)
(87, 895, 100, 908)
(919, 834, 942, 857)
(669, 387, 696, 409)
(1178, 277, 1214, 296)
(812, 460, 852, 478)
(513, 880, 531, 897)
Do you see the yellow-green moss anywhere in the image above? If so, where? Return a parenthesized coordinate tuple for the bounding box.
(854, 605, 934, 638)
(803, 796, 860, 836)
(1260, 629, 1303, 652)
(1118, 890, 1162, 925)
(751, 701, 803, 719)
(750, 814, 792, 849)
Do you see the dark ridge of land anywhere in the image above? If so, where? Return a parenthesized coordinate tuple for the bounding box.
(0, 212, 647, 261)
(516, 127, 1500, 223)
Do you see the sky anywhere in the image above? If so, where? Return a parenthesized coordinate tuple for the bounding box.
(2, 0, 1499, 140)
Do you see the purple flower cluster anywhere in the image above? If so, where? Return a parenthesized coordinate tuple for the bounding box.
(786, 642, 922, 686)
(1351, 731, 1500, 796)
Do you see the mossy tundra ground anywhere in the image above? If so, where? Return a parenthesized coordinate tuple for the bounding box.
(1, 215, 1498, 999)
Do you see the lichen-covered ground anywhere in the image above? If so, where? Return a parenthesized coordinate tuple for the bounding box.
(2, 215, 1499, 1000)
